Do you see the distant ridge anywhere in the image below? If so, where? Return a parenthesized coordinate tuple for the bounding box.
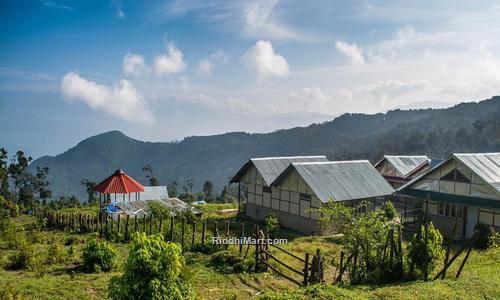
(30, 96, 500, 200)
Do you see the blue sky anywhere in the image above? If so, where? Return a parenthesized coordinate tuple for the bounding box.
(1, 0, 500, 158)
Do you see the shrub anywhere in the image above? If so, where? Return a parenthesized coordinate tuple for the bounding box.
(65, 235, 85, 246)
(209, 250, 252, 274)
(108, 232, 195, 300)
(473, 223, 495, 249)
(408, 222, 445, 279)
(265, 213, 280, 237)
(382, 201, 397, 220)
(190, 242, 218, 254)
(7, 240, 43, 271)
(0, 217, 22, 249)
(47, 242, 66, 264)
(490, 232, 500, 248)
(82, 237, 116, 272)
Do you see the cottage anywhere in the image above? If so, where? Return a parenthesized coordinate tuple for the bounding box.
(398, 153, 500, 238)
(231, 157, 394, 234)
(374, 155, 431, 188)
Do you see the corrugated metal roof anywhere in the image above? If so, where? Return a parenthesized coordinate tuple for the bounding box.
(141, 186, 169, 201)
(454, 153, 500, 192)
(377, 155, 430, 177)
(398, 152, 500, 194)
(94, 169, 145, 194)
(273, 160, 394, 203)
(230, 156, 328, 185)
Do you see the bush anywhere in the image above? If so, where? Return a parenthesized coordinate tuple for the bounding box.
(190, 242, 218, 254)
(265, 213, 280, 237)
(82, 237, 116, 272)
(108, 233, 195, 300)
(473, 223, 495, 249)
(65, 235, 85, 246)
(47, 242, 66, 264)
(7, 240, 42, 271)
(0, 217, 21, 249)
(408, 222, 445, 279)
(209, 250, 253, 274)
(382, 201, 397, 220)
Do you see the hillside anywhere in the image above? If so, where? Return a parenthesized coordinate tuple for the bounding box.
(29, 96, 500, 200)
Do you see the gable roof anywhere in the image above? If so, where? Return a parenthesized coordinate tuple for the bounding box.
(399, 153, 500, 194)
(272, 160, 394, 203)
(230, 155, 329, 186)
(141, 186, 169, 201)
(374, 155, 430, 178)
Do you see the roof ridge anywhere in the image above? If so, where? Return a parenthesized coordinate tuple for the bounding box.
(251, 155, 327, 160)
(293, 160, 369, 165)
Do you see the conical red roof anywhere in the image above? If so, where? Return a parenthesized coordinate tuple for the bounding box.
(94, 169, 145, 194)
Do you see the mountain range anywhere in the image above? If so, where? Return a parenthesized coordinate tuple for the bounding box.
(29, 96, 500, 200)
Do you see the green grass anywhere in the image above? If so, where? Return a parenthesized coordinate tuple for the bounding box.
(1, 204, 499, 299)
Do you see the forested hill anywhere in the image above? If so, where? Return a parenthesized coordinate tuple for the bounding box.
(30, 96, 500, 200)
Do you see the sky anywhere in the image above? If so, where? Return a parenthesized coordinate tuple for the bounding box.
(1, 0, 500, 158)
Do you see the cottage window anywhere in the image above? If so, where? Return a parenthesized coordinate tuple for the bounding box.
(299, 193, 311, 202)
(263, 186, 272, 193)
(437, 202, 463, 219)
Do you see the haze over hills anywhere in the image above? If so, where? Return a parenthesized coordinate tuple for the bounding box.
(29, 96, 500, 200)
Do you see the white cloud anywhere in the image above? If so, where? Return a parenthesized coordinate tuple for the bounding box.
(40, 0, 73, 10)
(154, 43, 186, 76)
(243, 0, 299, 40)
(197, 49, 229, 75)
(112, 0, 125, 18)
(197, 60, 212, 75)
(123, 53, 149, 76)
(243, 40, 289, 78)
(60, 72, 155, 124)
(335, 41, 365, 66)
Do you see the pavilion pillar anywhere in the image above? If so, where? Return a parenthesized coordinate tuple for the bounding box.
(238, 182, 241, 213)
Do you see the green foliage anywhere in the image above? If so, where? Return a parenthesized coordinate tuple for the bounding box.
(7, 239, 43, 271)
(408, 222, 445, 279)
(46, 242, 66, 264)
(209, 250, 252, 274)
(472, 223, 495, 249)
(65, 235, 85, 246)
(148, 200, 172, 219)
(490, 232, 500, 248)
(82, 236, 116, 272)
(0, 283, 19, 300)
(0, 217, 23, 249)
(108, 232, 195, 300)
(265, 213, 280, 237)
(320, 201, 404, 284)
(0, 195, 19, 216)
(190, 242, 218, 254)
(382, 201, 397, 220)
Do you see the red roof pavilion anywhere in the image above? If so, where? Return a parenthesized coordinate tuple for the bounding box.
(94, 169, 144, 194)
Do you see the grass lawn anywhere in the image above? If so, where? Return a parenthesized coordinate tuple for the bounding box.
(1, 206, 499, 299)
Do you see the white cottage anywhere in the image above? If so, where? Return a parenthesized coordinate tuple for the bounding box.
(398, 153, 500, 238)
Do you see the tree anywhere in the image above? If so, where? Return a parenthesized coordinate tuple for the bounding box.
(8, 151, 32, 204)
(183, 179, 194, 195)
(35, 167, 51, 205)
(168, 181, 178, 197)
(81, 179, 97, 205)
(408, 222, 445, 279)
(202, 180, 214, 198)
(0, 148, 10, 199)
(108, 233, 195, 299)
(143, 164, 159, 186)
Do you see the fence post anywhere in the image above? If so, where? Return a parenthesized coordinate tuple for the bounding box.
(201, 222, 206, 245)
(303, 253, 310, 285)
(239, 223, 244, 254)
(117, 215, 121, 235)
(192, 222, 196, 246)
(125, 215, 130, 240)
(225, 221, 230, 249)
(134, 215, 138, 233)
(170, 216, 175, 241)
(254, 225, 260, 272)
(455, 246, 473, 279)
(181, 219, 185, 250)
(159, 217, 163, 234)
(149, 216, 153, 235)
(336, 251, 345, 283)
